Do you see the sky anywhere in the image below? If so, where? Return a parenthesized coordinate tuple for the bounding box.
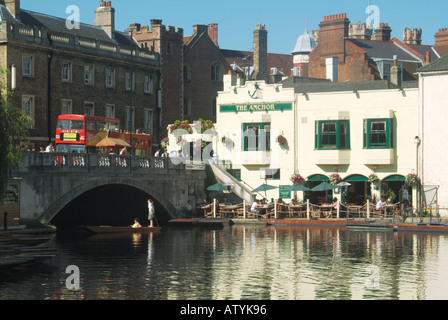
(20, 0, 448, 54)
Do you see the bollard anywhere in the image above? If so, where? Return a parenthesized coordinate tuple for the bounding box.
(3, 212, 7, 231)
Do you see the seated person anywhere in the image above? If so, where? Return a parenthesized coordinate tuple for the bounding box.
(131, 218, 142, 229)
(376, 198, 390, 214)
(251, 200, 260, 215)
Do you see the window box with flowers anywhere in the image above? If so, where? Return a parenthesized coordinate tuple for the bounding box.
(330, 173, 342, 185)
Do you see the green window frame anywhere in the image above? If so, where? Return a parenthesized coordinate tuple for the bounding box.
(363, 118, 394, 149)
(242, 123, 271, 151)
(315, 120, 350, 150)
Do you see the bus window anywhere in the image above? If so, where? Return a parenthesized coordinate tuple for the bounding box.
(56, 144, 86, 153)
(97, 121, 107, 131)
(109, 122, 120, 132)
(57, 120, 85, 130)
(71, 120, 85, 130)
(86, 120, 96, 131)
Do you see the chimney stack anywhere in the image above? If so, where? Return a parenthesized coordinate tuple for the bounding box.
(318, 13, 350, 56)
(193, 24, 208, 35)
(209, 23, 218, 47)
(4, 0, 20, 19)
(253, 23, 269, 82)
(95, 1, 115, 38)
(403, 28, 422, 45)
(373, 23, 392, 41)
(435, 28, 448, 46)
(390, 55, 402, 87)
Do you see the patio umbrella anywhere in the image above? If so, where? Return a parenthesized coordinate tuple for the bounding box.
(311, 182, 338, 192)
(287, 184, 311, 192)
(252, 183, 278, 193)
(311, 182, 338, 203)
(96, 137, 131, 148)
(207, 183, 228, 192)
(338, 182, 351, 187)
(252, 183, 278, 199)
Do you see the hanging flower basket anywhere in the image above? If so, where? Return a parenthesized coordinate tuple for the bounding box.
(330, 173, 342, 185)
(276, 134, 287, 146)
(290, 173, 305, 184)
(221, 136, 234, 147)
(169, 120, 193, 134)
(193, 118, 215, 133)
(406, 173, 419, 185)
(368, 173, 379, 183)
(161, 137, 169, 149)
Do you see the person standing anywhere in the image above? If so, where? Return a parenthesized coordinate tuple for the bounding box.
(147, 199, 155, 228)
(45, 143, 54, 152)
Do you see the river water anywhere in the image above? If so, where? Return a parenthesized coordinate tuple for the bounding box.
(1, 224, 448, 301)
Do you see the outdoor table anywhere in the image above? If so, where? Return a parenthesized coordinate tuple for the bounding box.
(318, 204, 334, 218)
(257, 205, 272, 217)
(219, 205, 242, 218)
(289, 205, 306, 218)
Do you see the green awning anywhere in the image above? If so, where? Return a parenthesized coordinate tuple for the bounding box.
(383, 175, 406, 182)
(344, 175, 369, 182)
(307, 175, 330, 182)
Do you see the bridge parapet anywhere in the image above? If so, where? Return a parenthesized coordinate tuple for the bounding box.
(19, 152, 187, 175)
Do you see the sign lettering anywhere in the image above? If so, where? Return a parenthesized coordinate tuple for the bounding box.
(220, 103, 292, 113)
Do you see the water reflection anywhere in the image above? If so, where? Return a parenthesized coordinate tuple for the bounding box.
(1, 226, 448, 300)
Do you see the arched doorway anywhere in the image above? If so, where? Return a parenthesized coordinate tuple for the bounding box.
(306, 174, 331, 204)
(382, 175, 407, 204)
(343, 174, 370, 205)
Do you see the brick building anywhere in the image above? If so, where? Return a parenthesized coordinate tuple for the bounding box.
(305, 13, 448, 83)
(130, 20, 293, 139)
(128, 20, 183, 140)
(0, 0, 161, 149)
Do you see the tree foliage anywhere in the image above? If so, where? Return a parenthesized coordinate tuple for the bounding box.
(0, 74, 32, 202)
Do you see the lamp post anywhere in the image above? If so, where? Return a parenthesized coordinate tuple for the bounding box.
(414, 136, 421, 213)
(414, 136, 421, 176)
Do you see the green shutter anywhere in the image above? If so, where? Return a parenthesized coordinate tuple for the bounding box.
(363, 119, 367, 148)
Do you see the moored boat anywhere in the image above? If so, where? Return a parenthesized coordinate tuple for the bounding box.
(391, 223, 448, 234)
(86, 226, 161, 234)
(263, 219, 346, 227)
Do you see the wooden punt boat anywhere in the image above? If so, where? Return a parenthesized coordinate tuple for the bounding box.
(86, 226, 161, 234)
(263, 219, 346, 227)
(391, 223, 448, 234)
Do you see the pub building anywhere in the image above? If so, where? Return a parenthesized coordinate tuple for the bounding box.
(206, 71, 420, 209)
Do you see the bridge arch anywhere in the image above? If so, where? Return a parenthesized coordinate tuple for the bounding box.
(39, 177, 178, 225)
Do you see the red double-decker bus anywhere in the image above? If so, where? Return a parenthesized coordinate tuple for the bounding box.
(55, 114, 152, 156)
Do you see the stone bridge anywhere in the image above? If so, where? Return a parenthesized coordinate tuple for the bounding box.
(13, 153, 207, 225)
